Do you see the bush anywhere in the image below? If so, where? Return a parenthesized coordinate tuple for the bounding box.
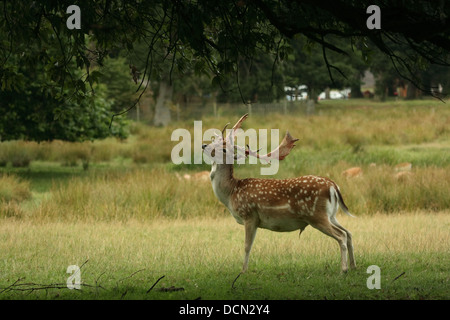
(10, 149, 33, 167)
(58, 142, 92, 168)
(0, 147, 7, 167)
(0, 141, 38, 168)
(0, 174, 32, 203)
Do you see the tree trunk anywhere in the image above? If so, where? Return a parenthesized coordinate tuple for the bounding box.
(308, 86, 318, 103)
(350, 80, 363, 98)
(405, 81, 419, 99)
(325, 87, 330, 99)
(153, 80, 172, 127)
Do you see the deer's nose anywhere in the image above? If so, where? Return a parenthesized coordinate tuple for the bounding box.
(202, 144, 207, 150)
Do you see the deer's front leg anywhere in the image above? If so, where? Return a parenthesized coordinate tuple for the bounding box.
(242, 218, 258, 273)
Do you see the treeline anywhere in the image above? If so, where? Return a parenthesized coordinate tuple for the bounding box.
(2, 33, 449, 142)
(100, 36, 450, 117)
(1, 1, 449, 142)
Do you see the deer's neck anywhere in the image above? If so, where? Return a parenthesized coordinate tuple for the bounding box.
(210, 162, 237, 208)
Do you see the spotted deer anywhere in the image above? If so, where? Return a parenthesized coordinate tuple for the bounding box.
(202, 114, 356, 273)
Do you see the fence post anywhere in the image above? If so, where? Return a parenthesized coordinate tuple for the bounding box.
(213, 101, 217, 118)
(306, 99, 315, 115)
(136, 101, 140, 122)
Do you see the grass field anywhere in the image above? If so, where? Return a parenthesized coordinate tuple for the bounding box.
(0, 99, 449, 300)
(0, 213, 448, 299)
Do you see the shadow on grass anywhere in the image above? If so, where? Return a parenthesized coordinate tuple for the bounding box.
(1, 162, 94, 193)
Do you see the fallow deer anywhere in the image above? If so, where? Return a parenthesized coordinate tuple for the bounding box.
(202, 114, 356, 273)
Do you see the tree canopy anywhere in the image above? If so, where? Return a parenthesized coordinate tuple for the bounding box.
(1, 0, 449, 140)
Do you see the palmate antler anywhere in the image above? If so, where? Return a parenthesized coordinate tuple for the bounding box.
(224, 113, 299, 163)
(244, 131, 299, 162)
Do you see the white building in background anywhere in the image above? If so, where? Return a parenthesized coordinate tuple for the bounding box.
(284, 85, 308, 101)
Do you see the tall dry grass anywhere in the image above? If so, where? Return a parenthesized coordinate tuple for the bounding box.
(0, 174, 31, 203)
(3, 162, 442, 222)
(242, 102, 450, 150)
(0, 141, 38, 167)
(0, 99, 449, 221)
(0, 99, 448, 167)
(32, 168, 225, 221)
(0, 174, 31, 218)
(331, 165, 450, 214)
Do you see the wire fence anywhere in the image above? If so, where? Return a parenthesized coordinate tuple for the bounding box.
(129, 100, 316, 123)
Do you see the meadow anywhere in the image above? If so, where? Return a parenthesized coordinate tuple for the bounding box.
(0, 98, 449, 300)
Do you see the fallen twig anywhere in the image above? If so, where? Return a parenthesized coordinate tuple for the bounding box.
(118, 269, 146, 283)
(146, 275, 165, 293)
(393, 271, 406, 282)
(231, 272, 242, 290)
(157, 286, 184, 292)
(0, 277, 25, 294)
(79, 259, 89, 269)
(0, 281, 104, 294)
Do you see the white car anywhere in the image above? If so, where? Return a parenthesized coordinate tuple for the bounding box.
(286, 92, 308, 101)
(285, 85, 308, 101)
(318, 90, 345, 100)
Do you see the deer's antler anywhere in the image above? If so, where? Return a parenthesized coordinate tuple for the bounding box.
(221, 123, 230, 138)
(222, 114, 298, 162)
(245, 131, 299, 162)
(225, 113, 249, 143)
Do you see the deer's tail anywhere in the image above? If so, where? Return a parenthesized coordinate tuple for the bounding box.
(334, 185, 356, 218)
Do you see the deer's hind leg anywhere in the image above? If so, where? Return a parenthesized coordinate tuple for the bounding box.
(309, 215, 349, 273)
(329, 216, 356, 269)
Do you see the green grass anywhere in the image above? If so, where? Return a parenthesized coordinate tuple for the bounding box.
(0, 213, 448, 299)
